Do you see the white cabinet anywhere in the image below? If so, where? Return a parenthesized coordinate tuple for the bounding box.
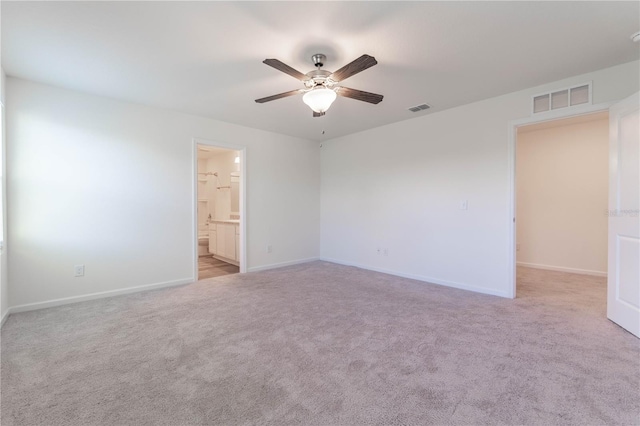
(216, 224, 227, 258)
(211, 222, 239, 265)
(225, 224, 236, 260)
(208, 223, 217, 254)
(214, 223, 237, 261)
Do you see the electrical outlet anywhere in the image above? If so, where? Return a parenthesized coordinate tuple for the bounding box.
(383, 248, 389, 257)
(377, 248, 381, 255)
(460, 200, 468, 210)
(74, 265, 85, 277)
(266, 245, 273, 253)
(516, 243, 521, 252)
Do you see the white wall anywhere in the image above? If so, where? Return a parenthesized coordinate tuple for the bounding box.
(320, 60, 638, 297)
(207, 150, 239, 220)
(516, 115, 609, 276)
(6, 78, 320, 309)
(1, 67, 8, 322)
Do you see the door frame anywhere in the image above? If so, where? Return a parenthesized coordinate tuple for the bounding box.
(192, 138, 247, 279)
(506, 101, 613, 298)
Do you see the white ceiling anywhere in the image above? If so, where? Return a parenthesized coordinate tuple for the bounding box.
(2, 2, 638, 142)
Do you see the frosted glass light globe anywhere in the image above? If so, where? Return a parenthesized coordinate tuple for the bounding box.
(302, 88, 337, 113)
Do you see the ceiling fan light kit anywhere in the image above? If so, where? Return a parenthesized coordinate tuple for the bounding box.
(256, 53, 383, 117)
(303, 87, 337, 113)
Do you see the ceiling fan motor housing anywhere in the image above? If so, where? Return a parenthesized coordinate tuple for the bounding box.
(305, 69, 332, 87)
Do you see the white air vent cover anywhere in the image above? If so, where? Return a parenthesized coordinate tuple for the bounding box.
(408, 103, 431, 113)
(532, 82, 591, 114)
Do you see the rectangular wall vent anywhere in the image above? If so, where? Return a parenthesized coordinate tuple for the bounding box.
(532, 82, 591, 114)
(408, 103, 431, 113)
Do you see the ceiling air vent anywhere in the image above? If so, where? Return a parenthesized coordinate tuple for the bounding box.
(532, 82, 591, 114)
(408, 103, 431, 113)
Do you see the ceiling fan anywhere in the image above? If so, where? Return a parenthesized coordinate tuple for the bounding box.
(255, 53, 383, 117)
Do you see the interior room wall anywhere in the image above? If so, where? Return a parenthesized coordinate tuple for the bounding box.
(197, 159, 207, 174)
(207, 150, 239, 220)
(320, 60, 638, 297)
(6, 78, 320, 309)
(1, 67, 8, 322)
(516, 115, 609, 276)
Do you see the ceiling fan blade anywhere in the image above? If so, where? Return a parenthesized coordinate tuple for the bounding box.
(255, 89, 302, 104)
(263, 59, 309, 81)
(313, 111, 325, 117)
(330, 54, 378, 82)
(336, 87, 383, 104)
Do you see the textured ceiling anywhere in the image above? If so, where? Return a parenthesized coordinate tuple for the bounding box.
(2, 1, 639, 141)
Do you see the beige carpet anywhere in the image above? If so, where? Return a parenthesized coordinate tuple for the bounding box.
(1, 262, 638, 425)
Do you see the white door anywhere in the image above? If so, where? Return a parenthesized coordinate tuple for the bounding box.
(607, 92, 640, 337)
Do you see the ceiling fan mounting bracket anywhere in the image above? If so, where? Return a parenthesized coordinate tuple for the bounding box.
(311, 53, 326, 68)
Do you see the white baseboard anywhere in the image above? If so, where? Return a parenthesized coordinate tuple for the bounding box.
(320, 257, 510, 298)
(247, 257, 319, 273)
(516, 262, 607, 277)
(7, 277, 194, 315)
(1, 308, 10, 328)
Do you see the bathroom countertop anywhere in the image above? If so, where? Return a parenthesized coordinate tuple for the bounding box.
(209, 220, 240, 224)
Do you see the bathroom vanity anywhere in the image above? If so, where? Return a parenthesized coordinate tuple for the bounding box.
(209, 220, 240, 266)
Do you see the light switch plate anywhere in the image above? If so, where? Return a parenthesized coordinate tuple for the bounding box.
(74, 265, 85, 277)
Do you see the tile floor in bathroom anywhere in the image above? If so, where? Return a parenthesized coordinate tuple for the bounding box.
(198, 255, 239, 280)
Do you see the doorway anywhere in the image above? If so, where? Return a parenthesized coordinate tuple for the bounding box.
(513, 112, 609, 304)
(509, 103, 611, 298)
(516, 112, 609, 273)
(194, 139, 246, 280)
(508, 94, 640, 338)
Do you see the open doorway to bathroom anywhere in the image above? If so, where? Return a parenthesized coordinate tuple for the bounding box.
(196, 144, 242, 279)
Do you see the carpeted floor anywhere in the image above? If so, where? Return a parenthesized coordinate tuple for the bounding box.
(1, 262, 638, 425)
